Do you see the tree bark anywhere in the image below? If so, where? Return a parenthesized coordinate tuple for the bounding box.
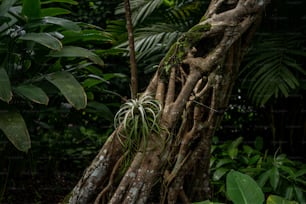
(68, 0, 270, 203)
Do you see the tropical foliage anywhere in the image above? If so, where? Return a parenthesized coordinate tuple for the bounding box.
(1, 0, 306, 203)
(210, 137, 306, 203)
(0, 0, 119, 152)
(108, 0, 209, 73)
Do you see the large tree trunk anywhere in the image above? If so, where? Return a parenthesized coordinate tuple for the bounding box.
(68, 0, 270, 203)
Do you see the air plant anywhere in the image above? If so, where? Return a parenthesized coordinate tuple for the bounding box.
(114, 94, 162, 154)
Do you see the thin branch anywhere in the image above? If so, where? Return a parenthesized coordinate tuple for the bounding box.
(124, 0, 138, 99)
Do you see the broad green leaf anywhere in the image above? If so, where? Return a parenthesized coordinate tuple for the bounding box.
(0, 111, 31, 152)
(48, 46, 104, 66)
(266, 195, 298, 204)
(46, 71, 87, 110)
(42, 16, 80, 31)
(14, 84, 49, 105)
(0, 68, 12, 103)
(41, 8, 71, 17)
(226, 170, 264, 204)
(22, 0, 41, 20)
(19, 33, 62, 51)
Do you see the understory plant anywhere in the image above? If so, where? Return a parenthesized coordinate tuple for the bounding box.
(209, 137, 306, 203)
(0, 0, 114, 152)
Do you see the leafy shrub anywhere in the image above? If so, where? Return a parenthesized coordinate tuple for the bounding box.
(210, 137, 306, 203)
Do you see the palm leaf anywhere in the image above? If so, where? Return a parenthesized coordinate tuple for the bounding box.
(115, 0, 163, 26)
(240, 33, 306, 106)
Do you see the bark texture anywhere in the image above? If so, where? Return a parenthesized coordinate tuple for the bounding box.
(68, 0, 270, 203)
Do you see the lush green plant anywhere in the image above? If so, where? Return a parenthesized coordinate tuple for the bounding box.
(194, 170, 299, 204)
(209, 137, 306, 203)
(0, 0, 113, 152)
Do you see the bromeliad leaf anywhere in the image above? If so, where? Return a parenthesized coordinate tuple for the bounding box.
(0, 111, 31, 152)
(46, 71, 87, 110)
(0, 68, 12, 103)
(48, 46, 104, 66)
(14, 84, 49, 105)
(19, 33, 62, 51)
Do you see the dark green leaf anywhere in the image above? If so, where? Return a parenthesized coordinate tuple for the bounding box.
(86, 101, 114, 122)
(19, 33, 62, 50)
(0, 68, 12, 103)
(45, 71, 87, 110)
(227, 170, 264, 204)
(48, 46, 104, 66)
(269, 167, 280, 190)
(14, 84, 49, 105)
(42, 16, 80, 31)
(213, 167, 229, 181)
(61, 30, 113, 44)
(41, 8, 71, 17)
(285, 186, 294, 200)
(294, 186, 306, 204)
(0, 111, 31, 152)
(257, 169, 271, 188)
(228, 137, 243, 159)
(215, 158, 234, 168)
(82, 78, 105, 88)
(22, 0, 41, 20)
